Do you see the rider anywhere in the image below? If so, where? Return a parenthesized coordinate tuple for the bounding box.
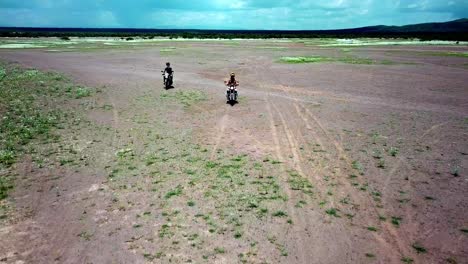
(225, 72, 239, 99)
(163, 62, 173, 84)
(225, 72, 239, 87)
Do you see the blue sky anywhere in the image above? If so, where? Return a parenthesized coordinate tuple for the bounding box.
(0, 0, 467, 30)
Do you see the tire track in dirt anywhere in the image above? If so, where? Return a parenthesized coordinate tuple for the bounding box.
(292, 103, 328, 182)
(252, 59, 310, 263)
(271, 103, 305, 176)
(210, 114, 229, 160)
(380, 121, 453, 259)
(264, 99, 308, 264)
(295, 98, 410, 262)
(266, 77, 408, 262)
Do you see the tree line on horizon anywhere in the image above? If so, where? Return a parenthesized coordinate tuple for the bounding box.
(0, 31, 467, 41)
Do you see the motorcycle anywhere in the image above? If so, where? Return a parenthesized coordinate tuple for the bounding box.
(226, 85, 238, 102)
(161, 71, 174, 89)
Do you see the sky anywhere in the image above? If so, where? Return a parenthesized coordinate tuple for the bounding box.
(0, 0, 467, 30)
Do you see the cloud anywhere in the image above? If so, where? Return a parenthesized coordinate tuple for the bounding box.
(0, 0, 466, 29)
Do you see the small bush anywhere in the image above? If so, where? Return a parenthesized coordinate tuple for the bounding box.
(214, 247, 225, 254)
(272, 210, 288, 217)
(165, 185, 183, 199)
(412, 242, 427, 254)
(391, 216, 402, 227)
(75, 87, 91, 99)
(389, 147, 399, 156)
(325, 208, 339, 217)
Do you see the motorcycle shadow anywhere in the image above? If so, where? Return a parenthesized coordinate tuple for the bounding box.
(226, 100, 238, 106)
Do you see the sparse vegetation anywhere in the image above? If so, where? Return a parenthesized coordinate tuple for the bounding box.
(389, 147, 400, 156)
(165, 185, 183, 199)
(280, 56, 333, 63)
(352, 160, 364, 175)
(0, 65, 81, 200)
(272, 210, 288, 217)
(75, 87, 92, 98)
(160, 90, 207, 107)
(280, 56, 392, 65)
(412, 242, 427, 254)
(214, 247, 225, 254)
(401, 257, 414, 263)
(287, 170, 313, 195)
(1, 36, 466, 263)
(391, 217, 402, 227)
(325, 208, 340, 217)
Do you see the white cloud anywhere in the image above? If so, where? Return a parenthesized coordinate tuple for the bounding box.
(0, 0, 466, 29)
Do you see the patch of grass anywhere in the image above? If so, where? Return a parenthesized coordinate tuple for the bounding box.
(206, 161, 218, 169)
(377, 159, 386, 169)
(165, 185, 183, 199)
(287, 170, 313, 195)
(234, 230, 243, 239)
(295, 200, 307, 208)
(0, 176, 13, 200)
(143, 253, 156, 261)
(325, 208, 340, 217)
(372, 149, 383, 159)
(257, 208, 268, 218)
(280, 56, 333, 63)
(279, 245, 288, 256)
(389, 147, 400, 157)
(0, 150, 15, 168)
(391, 216, 402, 227)
(401, 257, 414, 263)
(422, 51, 468, 58)
(214, 247, 225, 254)
(367, 226, 378, 232)
(160, 90, 207, 107)
(159, 224, 173, 238)
(337, 57, 375, 64)
(451, 166, 460, 177)
(272, 210, 288, 217)
(365, 253, 375, 258)
(187, 200, 195, 207)
(75, 87, 91, 98)
(77, 231, 93, 241)
(0, 65, 77, 200)
(160, 47, 177, 53)
(352, 160, 364, 175)
(412, 242, 427, 254)
(460, 228, 468, 233)
(115, 148, 134, 159)
(279, 56, 388, 65)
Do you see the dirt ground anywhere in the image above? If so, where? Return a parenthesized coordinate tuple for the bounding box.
(0, 40, 467, 264)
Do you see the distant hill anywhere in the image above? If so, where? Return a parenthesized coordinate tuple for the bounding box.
(1, 19, 467, 40)
(334, 18, 468, 33)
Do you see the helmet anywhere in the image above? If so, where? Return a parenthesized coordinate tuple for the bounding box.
(230, 72, 235, 77)
(166, 62, 170, 66)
